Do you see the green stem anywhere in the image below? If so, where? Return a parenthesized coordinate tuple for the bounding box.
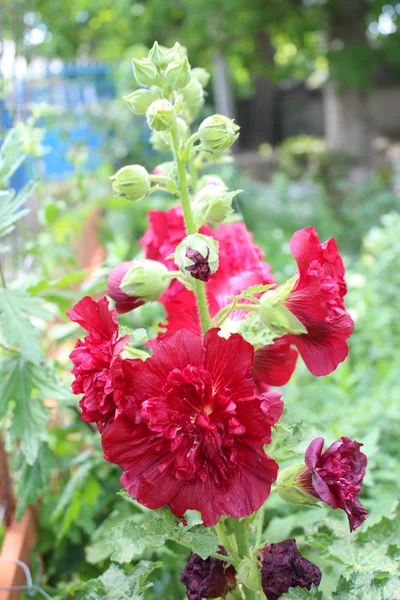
(171, 125, 211, 335)
(189, 156, 198, 194)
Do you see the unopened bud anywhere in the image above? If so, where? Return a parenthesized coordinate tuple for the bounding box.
(197, 175, 227, 191)
(152, 161, 174, 179)
(165, 42, 186, 63)
(123, 89, 154, 115)
(191, 67, 210, 88)
(259, 282, 307, 336)
(165, 57, 191, 89)
(146, 99, 176, 131)
(175, 234, 219, 282)
(132, 58, 158, 87)
(199, 114, 240, 153)
(194, 184, 242, 227)
(110, 165, 150, 202)
(277, 463, 320, 507)
(179, 79, 204, 118)
(120, 259, 172, 302)
(148, 41, 169, 67)
(176, 117, 189, 143)
(149, 130, 171, 151)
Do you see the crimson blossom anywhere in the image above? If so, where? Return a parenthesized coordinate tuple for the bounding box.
(298, 437, 368, 531)
(101, 328, 282, 526)
(283, 227, 354, 376)
(66, 296, 129, 426)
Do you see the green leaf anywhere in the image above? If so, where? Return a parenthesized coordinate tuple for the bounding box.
(175, 525, 219, 560)
(109, 507, 179, 563)
(3, 358, 49, 464)
(0, 128, 26, 182)
(69, 561, 160, 599)
(51, 459, 96, 520)
(333, 570, 400, 600)
(86, 504, 134, 564)
(15, 444, 56, 520)
(0, 289, 51, 363)
(283, 586, 323, 599)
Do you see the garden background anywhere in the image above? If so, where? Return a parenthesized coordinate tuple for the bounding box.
(0, 0, 400, 599)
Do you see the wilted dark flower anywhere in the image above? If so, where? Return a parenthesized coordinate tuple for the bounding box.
(261, 539, 322, 600)
(180, 546, 236, 600)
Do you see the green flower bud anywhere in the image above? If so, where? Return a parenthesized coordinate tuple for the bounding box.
(199, 114, 240, 153)
(110, 165, 150, 202)
(165, 56, 191, 90)
(148, 41, 169, 67)
(149, 130, 170, 152)
(259, 282, 307, 337)
(165, 42, 186, 63)
(194, 184, 242, 227)
(123, 89, 154, 115)
(191, 67, 211, 88)
(146, 99, 176, 131)
(175, 234, 219, 282)
(179, 78, 204, 118)
(120, 259, 172, 303)
(132, 58, 158, 87)
(277, 463, 320, 507)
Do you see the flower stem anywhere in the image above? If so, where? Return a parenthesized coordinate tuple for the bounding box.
(171, 125, 210, 336)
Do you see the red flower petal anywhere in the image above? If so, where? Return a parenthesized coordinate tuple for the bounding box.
(253, 337, 298, 387)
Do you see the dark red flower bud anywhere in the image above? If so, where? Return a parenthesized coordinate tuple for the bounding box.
(185, 247, 212, 282)
(180, 546, 236, 600)
(298, 436, 368, 531)
(261, 539, 321, 600)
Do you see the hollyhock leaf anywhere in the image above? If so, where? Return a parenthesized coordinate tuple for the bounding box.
(178, 525, 220, 560)
(332, 571, 400, 600)
(86, 503, 133, 564)
(109, 507, 180, 563)
(6, 358, 49, 465)
(283, 586, 323, 599)
(69, 561, 160, 599)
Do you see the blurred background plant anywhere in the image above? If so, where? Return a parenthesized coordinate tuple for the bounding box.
(0, 0, 400, 598)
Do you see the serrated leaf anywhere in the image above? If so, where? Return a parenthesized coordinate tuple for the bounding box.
(69, 561, 160, 600)
(176, 525, 219, 559)
(333, 570, 400, 600)
(283, 585, 323, 599)
(109, 507, 179, 563)
(0, 288, 51, 362)
(3, 357, 49, 464)
(86, 504, 133, 564)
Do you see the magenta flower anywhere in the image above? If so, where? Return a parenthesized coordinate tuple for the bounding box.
(261, 539, 322, 600)
(298, 436, 368, 531)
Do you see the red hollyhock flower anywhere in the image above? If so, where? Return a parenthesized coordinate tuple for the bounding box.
(253, 336, 298, 390)
(101, 328, 282, 526)
(284, 227, 354, 376)
(261, 539, 322, 600)
(106, 261, 144, 314)
(180, 547, 236, 600)
(66, 296, 129, 425)
(298, 436, 368, 532)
